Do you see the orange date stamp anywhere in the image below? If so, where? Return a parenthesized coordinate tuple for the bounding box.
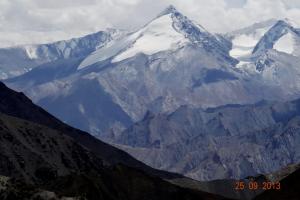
(235, 181, 281, 190)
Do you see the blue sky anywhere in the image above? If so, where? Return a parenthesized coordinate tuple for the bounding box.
(0, 0, 299, 47)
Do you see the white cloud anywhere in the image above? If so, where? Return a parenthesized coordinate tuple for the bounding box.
(0, 0, 299, 47)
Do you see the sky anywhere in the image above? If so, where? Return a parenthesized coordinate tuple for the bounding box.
(0, 0, 300, 47)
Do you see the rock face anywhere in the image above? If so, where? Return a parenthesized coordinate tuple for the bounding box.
(113, 100, 300, 181)
(0, 82, 232, 200)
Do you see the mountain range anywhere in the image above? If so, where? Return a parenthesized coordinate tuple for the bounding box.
(0, 81, 234, 200)
(0, 29, 124, 80)
(114, 99, 300, 181)
(0, 80, 298, 200)
(1, 5, 300, 184)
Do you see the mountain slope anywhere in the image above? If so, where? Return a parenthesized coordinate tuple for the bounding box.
(6, 6, 253, 137)
(0, 81, 180, 179)
(0, 82, 264, 200)
(0, 29, 123, 80)
(0, 80, 240, 198)
(254, 164, 300, 200)
(0, 113, 229, 200)
(113, 100, 300, 181)
(78, 5, 235, 69)
(0, 82, 232, 200)
(227, 19, 300, 100)
(252, 19, 300, 56)
(227, 19, 277, 61)
(228, 19, 300, 69)
(3, 7, 300, 184)
(0, 113, 104, 183)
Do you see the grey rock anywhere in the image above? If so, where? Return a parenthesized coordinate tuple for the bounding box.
(113, 100, 300, 181)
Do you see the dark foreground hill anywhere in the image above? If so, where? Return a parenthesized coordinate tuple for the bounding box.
(254, 164, 300, 200)
(0, 81, 179, 179)
(0, 81, 230, 200)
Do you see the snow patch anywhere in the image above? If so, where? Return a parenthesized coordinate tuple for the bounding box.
(64, 47, 71, 58)
(78, 104, 85, 114)
(78, 14, 188, 69)
(273, 32, 295, 54)
(57, 41, 66, 52)
(24, 46, 38, 59)
(78, 35, 134, 70)
(113, 14, 188, 63)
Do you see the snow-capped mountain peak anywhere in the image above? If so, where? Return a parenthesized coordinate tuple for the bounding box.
(111, 7, 193, 63)
(281, 18, 299, 28)
(78, 5, 233, 70)
(78, 8, 188, 69)
(228, 19, 277, 61)
(252, 19, 300, 56)
(157, 5, 178, 16)
(229, 18, 300, 71)
(228, 19, 277, 37)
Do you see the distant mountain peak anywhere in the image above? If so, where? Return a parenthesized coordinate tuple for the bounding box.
(252, 18, 300, 56)
(273, 19, 294, 29)
(268, 18, 300, 34)
(278, 18, 298, 28)
(78, 4, 235, 69)
(228, 19, 277, 36)
(158, 5, 178, 16)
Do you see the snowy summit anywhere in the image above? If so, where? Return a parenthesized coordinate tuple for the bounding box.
(77, 5, 225, 69)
